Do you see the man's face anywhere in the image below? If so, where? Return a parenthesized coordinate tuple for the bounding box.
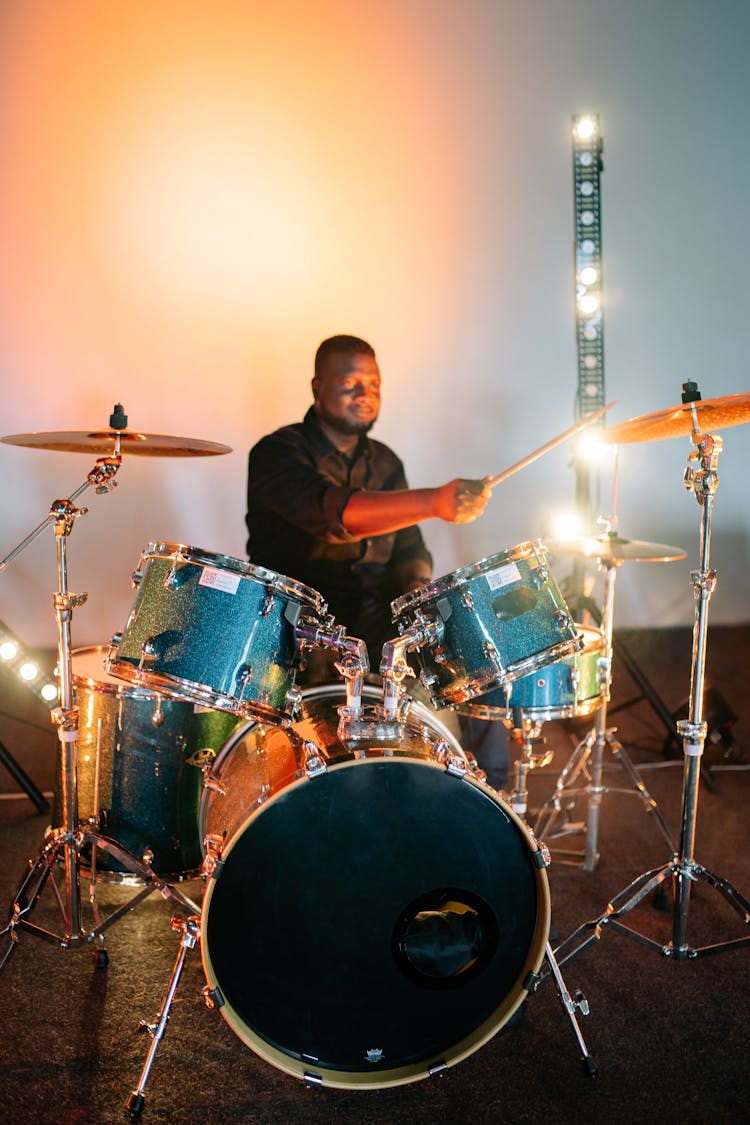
(312, 351, 381, 437)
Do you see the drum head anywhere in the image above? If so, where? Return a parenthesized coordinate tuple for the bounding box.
(202, 759, 549, 1088)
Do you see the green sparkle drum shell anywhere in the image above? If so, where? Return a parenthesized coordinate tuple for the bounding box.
(54, 646, 240, 881)
(391, 540, 580, 708)
(107, 542, 327, 724)
(458, 624, 605, 722)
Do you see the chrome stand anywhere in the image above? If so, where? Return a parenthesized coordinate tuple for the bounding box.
(1, 452, 199, 970)
(554, 426, 750, 963)
(127, 915, 201, 1118)
(534, 469, 676, 868)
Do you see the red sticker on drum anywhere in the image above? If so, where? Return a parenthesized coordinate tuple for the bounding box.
(199, 567, 242, 594)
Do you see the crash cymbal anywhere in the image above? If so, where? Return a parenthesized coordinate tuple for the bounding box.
(1, 428, 232, 457)
(603, 392, 750, 444)
(548, 533, 686, 563)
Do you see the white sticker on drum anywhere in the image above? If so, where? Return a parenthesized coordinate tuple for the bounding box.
(199, 566, 242, 595)
(485, 563, 522, 590)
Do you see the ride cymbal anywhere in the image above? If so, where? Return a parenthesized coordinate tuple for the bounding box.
(548, 533, 686, 563)
(1, 428, 232, 457)
(603, 392, 750, 444)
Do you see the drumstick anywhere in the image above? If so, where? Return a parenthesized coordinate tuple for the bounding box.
(484, 400, 617, 490)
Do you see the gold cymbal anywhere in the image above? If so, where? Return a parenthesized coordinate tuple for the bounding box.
(604, 392, 750, 444)
(548, 533, 687, 563)
(1, 428, 232, 457)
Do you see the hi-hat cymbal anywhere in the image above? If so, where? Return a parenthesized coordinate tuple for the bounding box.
(604, 392, 750, 444)
(548, 533, 686, 562)
(1, 428, 232, 457)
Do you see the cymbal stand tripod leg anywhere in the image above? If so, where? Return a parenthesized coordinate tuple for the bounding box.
(553, 426, 750, 965)
(534, 542, 675, 868)
(126, 915, 201, 1118)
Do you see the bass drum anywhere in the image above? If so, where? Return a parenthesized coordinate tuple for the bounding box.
(200, 684, 551, 1089)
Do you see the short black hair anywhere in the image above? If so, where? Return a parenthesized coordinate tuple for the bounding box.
(314, 335, 375, 377)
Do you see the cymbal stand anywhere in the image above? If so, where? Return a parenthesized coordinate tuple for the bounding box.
(1, 453, 199, 971)
(534, 455, 676, 869)
(554, 424, 750, 964)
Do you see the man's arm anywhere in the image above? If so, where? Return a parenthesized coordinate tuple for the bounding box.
(342, 478, 490, 537)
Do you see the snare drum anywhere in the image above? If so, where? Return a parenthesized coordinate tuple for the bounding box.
(458, 625, 605, 722)
(107, 542, 326, 724)
(199, 683, 550, 1088)
(391, 540, 580, 708)
(55, 646, 239, 880)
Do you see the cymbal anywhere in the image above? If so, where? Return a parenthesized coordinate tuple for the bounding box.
(548, 533, 687, 562)
(604, 392, 750, 444)
(1, 428, 232, 457)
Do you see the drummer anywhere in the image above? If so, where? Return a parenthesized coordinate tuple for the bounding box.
(245, 333, 509, 788)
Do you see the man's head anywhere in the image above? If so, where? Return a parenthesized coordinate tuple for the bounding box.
(312, 335, 381, 438)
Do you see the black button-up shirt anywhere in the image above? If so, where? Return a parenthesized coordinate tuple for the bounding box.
(246, 407, 432, 659)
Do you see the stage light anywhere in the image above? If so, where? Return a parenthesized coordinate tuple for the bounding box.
(574, 116, 597, 141)
(0, 619, 58, 705)
(550, 511, 584, 539)
(573, 430, 613, 466)
(577, 294, 599, 316)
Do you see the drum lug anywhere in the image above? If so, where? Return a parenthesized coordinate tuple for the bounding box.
(131, 568, 143, 588)
(285, 684, 302, 717)
(429, 739, 451, 764)
(260, 588, 275, 617)
(202, 834, 225, 880)
(302, 1072, 323, 1088)
(141, 849, 154, 868)
(202, 984, 225, 1010)
(236, 666, 254, 701)
(553, 610, 572, 631)
(139, 637, 159, 670)
(533, 842, 551, 869)
(446, 755, 468, 778)
(482, 640, 506, 681)
(428, 1061, 448, 1077)
(304, 741, 328, 777)
(164, 562, 192, 590)
(202, 774, 226, 796)
(460, 589, 475, 612)
(531, 565, 549, 588)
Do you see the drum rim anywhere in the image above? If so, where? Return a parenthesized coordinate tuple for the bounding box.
(197, 681, 467, 847)
(140, 540, 328, 612)
(390, 539, 546, 615)
(72, 644, 168, 700)
(200, 757, 551, 1089)
(105, 657, 290, 723)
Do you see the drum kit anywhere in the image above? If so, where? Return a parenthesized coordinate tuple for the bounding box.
(0, 388, 749, 1114)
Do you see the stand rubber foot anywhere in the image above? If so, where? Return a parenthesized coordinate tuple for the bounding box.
(127, 1091, 145, 1117)
(582, 1056, 599, 1077)
(94, 948, 109, 969)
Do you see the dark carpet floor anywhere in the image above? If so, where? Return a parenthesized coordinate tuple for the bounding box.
(1, 626, 749, 1124)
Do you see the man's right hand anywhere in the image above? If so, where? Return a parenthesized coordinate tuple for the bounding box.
(433, 478, 491, 524)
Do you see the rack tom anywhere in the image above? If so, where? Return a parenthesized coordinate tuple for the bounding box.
(391, 540, 580, 708)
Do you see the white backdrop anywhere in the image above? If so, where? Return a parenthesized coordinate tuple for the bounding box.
(1, 0, 748, 650)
